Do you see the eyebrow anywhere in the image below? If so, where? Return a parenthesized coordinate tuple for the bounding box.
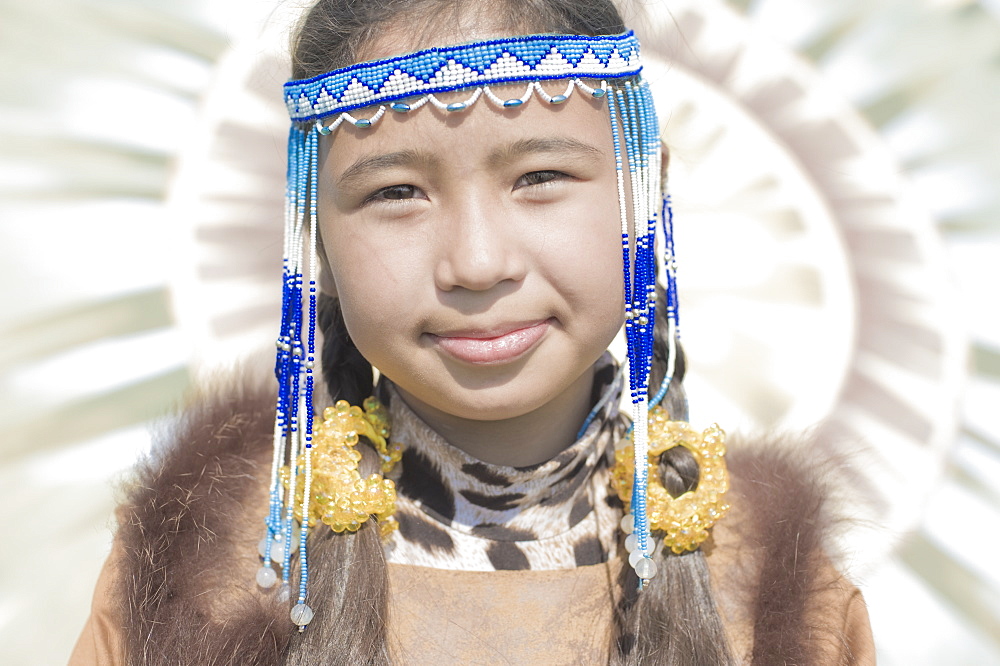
(336, 136, 605, 189)
(487, 137, 605, 167)
(336, 149, 438, 190)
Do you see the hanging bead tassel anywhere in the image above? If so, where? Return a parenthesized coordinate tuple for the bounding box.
(258, 123, 322, 631)
(289, 126, 322, 631)
(261, 122, 405, 631)
(608, 79, 662, 586)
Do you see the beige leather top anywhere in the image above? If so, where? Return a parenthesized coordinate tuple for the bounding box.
(68, 531, 875, 665)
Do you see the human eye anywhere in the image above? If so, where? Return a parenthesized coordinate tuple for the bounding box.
(513, 170, 569, 190)
(363, 184, 422, 205)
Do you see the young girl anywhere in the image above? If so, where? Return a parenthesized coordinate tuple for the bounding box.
(71, 0, 875, 663)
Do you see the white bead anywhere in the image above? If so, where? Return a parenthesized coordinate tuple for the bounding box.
(259, 533, 294, 563)
(620, 513, 634, 534)
(270, 541, 285, 563)
(624, 533, 638, 553)
(628, 549, 645, 568)
(291, 603, 315, 626)
(634, 556, 658, 580)
(277, 583, 291, 603)
(256, 566, 278, 589)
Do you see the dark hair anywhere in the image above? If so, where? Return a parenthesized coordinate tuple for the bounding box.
(291, 0, 628, 79)
(289, 1, 735, 664)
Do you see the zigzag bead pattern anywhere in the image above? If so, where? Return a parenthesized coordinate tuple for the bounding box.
(284, 31, 641, 121)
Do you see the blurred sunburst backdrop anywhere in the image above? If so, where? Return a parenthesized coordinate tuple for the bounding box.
(1, 0, 998, 663)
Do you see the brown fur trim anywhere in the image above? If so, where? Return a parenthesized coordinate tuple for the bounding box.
(725, 437, 862, 664)
(115, 378, 293, 665)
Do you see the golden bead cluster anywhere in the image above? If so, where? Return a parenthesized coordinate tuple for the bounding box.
(282, 397, 402, 539)
(611, 406, 730, 555)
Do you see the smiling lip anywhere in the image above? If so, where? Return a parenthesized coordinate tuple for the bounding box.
(431, 320, 550, 365)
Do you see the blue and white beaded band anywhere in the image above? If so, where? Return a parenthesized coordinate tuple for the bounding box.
(284, 31, 641, 121)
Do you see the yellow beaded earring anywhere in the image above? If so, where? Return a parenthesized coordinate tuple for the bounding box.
(611, 406, 730, 556)
(282, 397, 403, 539)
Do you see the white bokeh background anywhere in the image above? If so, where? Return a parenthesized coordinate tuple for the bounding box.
(1, 0, 999, 663)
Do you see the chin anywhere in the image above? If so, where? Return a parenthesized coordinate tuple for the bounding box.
(424, 382, 545, 421)
(442, 365, 591, 422)
(454, 394, 546, 422)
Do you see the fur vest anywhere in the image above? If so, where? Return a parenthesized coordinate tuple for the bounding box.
(70, 378, 875, 665)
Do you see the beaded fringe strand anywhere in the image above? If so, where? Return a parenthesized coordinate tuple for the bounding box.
(258, 123, 323, 630)
(607, 79, 667, 585)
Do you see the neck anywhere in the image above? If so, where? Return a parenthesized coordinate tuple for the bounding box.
(394, 365, 596, 467)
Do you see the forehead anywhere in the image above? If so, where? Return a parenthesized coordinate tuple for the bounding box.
(323, 88, 612, 173)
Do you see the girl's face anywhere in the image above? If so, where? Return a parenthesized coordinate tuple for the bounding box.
(317, 78, 624, 426)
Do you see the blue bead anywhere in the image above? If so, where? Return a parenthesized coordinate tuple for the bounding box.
(391, 102, 411, 112)
(592, 88, 607, 98)
(503, 98, 524, 108)
(446, 102, 467, 112)
(354, 119, 372, 128)
(550, 94, 568, 104)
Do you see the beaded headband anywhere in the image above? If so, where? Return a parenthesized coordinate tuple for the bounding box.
(284, 31, 641, 121)
(264, 30, 682, 630)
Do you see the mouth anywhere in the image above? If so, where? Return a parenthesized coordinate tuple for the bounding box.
(429, 319, 551, 365)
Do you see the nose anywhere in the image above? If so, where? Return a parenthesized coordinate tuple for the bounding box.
(433, 198, 527, 292)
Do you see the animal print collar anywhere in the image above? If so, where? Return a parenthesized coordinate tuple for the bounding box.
(383, 355, 626, 571)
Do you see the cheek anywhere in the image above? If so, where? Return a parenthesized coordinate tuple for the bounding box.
(321, 221, 399, 357)
(328, 266, 412, 376)
(537, 195, 625, 341)
(558, 194, 623, 294)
